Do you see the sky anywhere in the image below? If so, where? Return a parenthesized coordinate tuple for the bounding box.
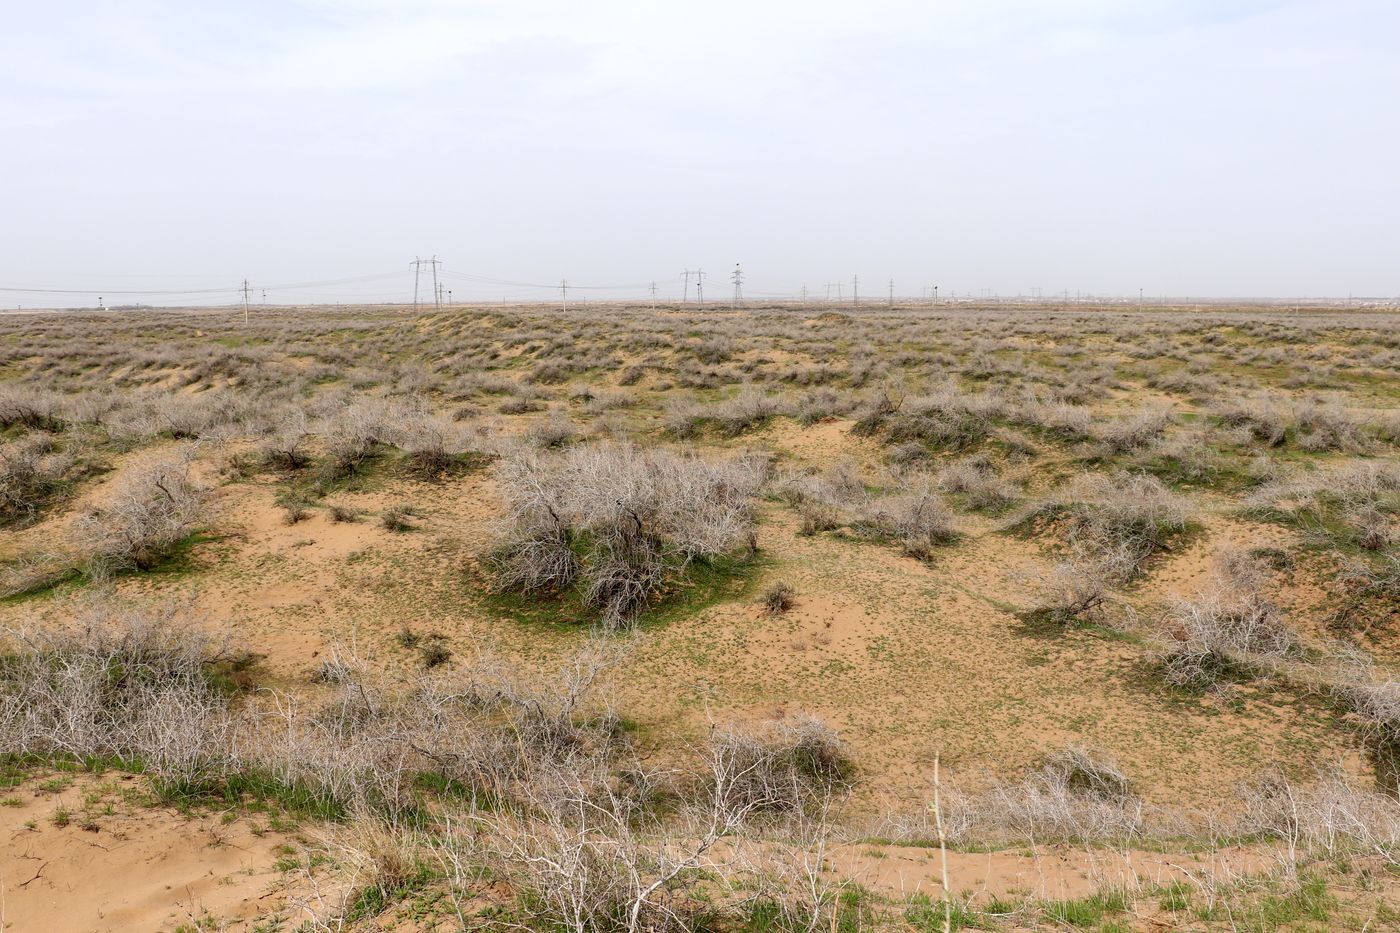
(1, 0, 1397, 306)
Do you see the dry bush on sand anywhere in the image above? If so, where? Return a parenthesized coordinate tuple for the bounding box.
(943, 746, 1151, 845)
(0, 599, 230, 783)
(489, 443, 766, 628)
(72, 448, 207, 573)
(1023, 471, 1190, 579)
(1156, 550, 1298, 688)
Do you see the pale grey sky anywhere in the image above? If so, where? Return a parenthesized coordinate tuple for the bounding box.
(2, 0, 1396, 306)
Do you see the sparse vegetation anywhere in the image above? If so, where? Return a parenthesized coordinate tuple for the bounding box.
(2, 302, 1399, 930)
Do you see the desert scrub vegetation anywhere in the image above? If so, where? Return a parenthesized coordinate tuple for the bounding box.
(72, 447, 208, 574)
(487, 442, 766, 628)
(1154, 550, 1300, 688)
(778, 465, 958, 559)
(1014, 470, 1191, 581)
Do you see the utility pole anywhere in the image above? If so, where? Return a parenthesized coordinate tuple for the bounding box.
(731, 263, 743, 308)
(560, 279, 569, 312)
(261, 289, 267, 306)
(649, 281, 658, 311)
(888, 278, 894, 309)
(681, 269, 698, 302)
(240, 279, 252, 323)
(800, 285, 808, 303)
(695, 268, 706, 307)
(852, 274, 859, 309)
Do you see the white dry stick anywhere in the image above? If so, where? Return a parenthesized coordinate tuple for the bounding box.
(931, 751, 952, 933)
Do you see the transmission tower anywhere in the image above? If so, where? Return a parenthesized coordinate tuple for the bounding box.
(681, 269, 699, 302)
(731, 263, 744, 308)
(410, 256, 442, 311)
(649, 281, 658, 310)
(852, 274, 859, 309)
(888, 278, 894, 309)
(241, 279, 252, 324)
(560, 279, 569, 312)
(695, 269, 706, 307)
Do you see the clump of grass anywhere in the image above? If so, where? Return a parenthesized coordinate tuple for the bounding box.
(380, 505, 416, 532)
(328, 503, 360, 523)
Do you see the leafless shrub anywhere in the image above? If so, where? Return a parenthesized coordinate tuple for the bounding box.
(1156, 551, 1297, 688)
(712, 387, 782, 436)
(1023, 544, 1113, 628)
(1093, 408, 1173, 454)
(706, 716, 851, 817)
(380, 504, 416, 532)
(0, 600, 229, 784)
(328, 503, 360, 523)
(853, 489, 957, 559)
(525, 411, 579, 449)
(1328, 553, 1400, 635)
(1237, 770, 1400, 860)
(0, 386, 64, 431)
(944, 746, 1148, 845)
(1212, 400, 1288, 447)
(488, 444, 763, 628)
(937, 454, 1018, 511)
(1025, 471, 1190, 579)
(1294, 399, 1368, 452)
(72, 448, 207, 572)
(0, 436, 76, 525)
(259, 410, 313, 470)
(392, 408, 466, 475)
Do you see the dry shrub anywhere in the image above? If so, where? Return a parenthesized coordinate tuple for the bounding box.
(259, 409, 313, 470)
(73, 448, 207, 572)
(937, 454, 1018, 511)
(1093, 408, 1173, 454)
(944, 746, 1149, 845)
(1293, 399, 1368, 452)
(1023, 544, 1112, 628)
(488, 443, 765, 628)
(0, 386, 64, 431)
(761, 582, 796, 614)
(0, 600, 229, 783)
(865, 385, 993, 451)
(0, 436, 76, 525)
(1028, 471, 1190, 579)
(853, 490, 957, 559)
(525, 411, 578, 449)
(707, 716, 851, 817)
(1212, 400, 1288, 447)
(392, 407, 468, 475)
(1327, 552, 1400, 635)
(1156, 550, 1297, 688)
(1237, 770, 1400, 859)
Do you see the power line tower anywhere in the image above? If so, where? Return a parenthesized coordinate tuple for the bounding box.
(888, 278, 894, 309)
(731, 263, 744, 308)
(649, 281, 658, 311)
(681, 269, 699, 302)
(800, 285, 808, 303)
(560, 279, 569, 312)
(852, 274, 859, 310)
(240, 279, 252, 323)
(410, 256, 443, 311)
(695, 269, 706, 307)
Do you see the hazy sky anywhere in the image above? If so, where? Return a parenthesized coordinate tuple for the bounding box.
(2, 0, 1396, 306)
